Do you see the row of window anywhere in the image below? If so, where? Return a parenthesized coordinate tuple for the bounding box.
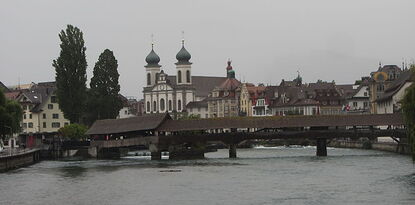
(23, 113, 60, 119)
(146, 71, 191, 85)
(22, 122, 68, 129)
(146, 99, 182, 112)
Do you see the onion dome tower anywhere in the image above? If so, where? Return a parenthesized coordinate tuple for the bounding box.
(175, 38, 192, 85)
(145, 43, 161, 87)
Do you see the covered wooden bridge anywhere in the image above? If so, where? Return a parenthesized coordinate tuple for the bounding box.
(87, 113, 407, 159)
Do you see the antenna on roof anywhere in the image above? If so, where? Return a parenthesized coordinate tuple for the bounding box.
(181, 31, 185, 46)
(18, 76, 20, 90)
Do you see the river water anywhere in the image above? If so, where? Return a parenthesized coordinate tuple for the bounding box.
(1, 147, 415, 205)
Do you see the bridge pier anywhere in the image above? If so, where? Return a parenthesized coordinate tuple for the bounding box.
(316, 138, 327, 156)
(151, 151, 162, 160)
(229, 144, 237, 158)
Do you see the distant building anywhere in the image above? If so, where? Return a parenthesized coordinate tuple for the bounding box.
(117, 95, 137, 119)
(142, 41, 226, 118)
(207, 61, 241, 118)
(369, 64, 403, 113)
(341, 80, 370, 113)
(375, 69, 413, 114)
(186, 100, 209, 118)
(239, 83, 255, 116)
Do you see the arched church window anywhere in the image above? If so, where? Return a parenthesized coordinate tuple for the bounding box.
(186, 70, 190, 83)
(178, 71, 182, 83)
(147, 73, 151, 85)
(153, 101, 157, 112)
(168, 100, 172, 111)
(178, 100, 182, 111)
(146, 101, 150, 112)
(160, 99, 165, 111)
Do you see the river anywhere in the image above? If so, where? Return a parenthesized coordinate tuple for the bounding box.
(1, 147, 414, 205)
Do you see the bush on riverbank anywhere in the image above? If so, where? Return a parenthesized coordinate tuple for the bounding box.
(402, 65, 415, 161)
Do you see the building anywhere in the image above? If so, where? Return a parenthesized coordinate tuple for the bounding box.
(186, 100, 209, 118)
(207, 61, 241, 118)
(239, 83, 255, 116)
(142, 41, 226, 117)
(369, 64, 403, 113)
(17, 82, 70, 134)
(376, 69, 413, 114)
(117, 95, 137, 119)
(304, 82, 345, 115)
(341, 81, 370, 113)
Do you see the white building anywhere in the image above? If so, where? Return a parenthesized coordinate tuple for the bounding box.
(142, 41, 226, 117)
(345, 84, 370, 113)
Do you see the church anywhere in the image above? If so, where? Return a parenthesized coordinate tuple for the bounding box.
(142, 40, 228, 116)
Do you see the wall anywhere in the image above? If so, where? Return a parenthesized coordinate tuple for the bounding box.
(0, 150, 40, 172)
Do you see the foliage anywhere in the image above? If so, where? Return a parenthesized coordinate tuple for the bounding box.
(53, 24, 87, 124)
(0, 89, 23, 140)
(58, 123, 88, 140)
(402, 65, 415, 161)
(86, 49, 122, 125)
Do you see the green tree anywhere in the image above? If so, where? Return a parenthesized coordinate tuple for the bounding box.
(87, 49, 122, 124)
(53, 25, 87, 124)
(402, 65, 415, 161)
(0, 89, 23, 141)
(58, 124, 88, 140)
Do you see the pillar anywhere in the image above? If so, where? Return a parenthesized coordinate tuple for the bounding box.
(229, 144, 237, 158)
(316, 138, 327, 156)
(151, 151, 162, 160)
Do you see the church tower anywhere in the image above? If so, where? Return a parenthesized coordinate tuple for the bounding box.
(175, 39, 192, 85)
(145, 43, 161, 87)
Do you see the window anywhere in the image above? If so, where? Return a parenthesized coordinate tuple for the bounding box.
(364, 92, 368, 97)
(64, 122, 69, 126)
(147, 73, 151, 85)
(43, 122, 46, 128)
(186, 70, 190, 83)
(178, 71, 182, 83)
(43, 113, 46, 119)
(29, 105, 33, 110)
(51, 96, 57, 103)
(147, 101, 150, 112)
(23, 114, 26, 119)
(353, 102, 358, 107)
(364, 102, 368, 108)
(153, 101, 157, 112)
(168, 100, 172, 111)
(28, 122, 33, 128)
(124, 110, 128, 115)
(52, 122, 61, 128)
(160, 99, 165, 111)
(48, 104, 53, 109)
(29, 114, 32, 119)
(178, 100, 182, 110)
(23, 123, 27, 128)
(53, 113, 59, 119)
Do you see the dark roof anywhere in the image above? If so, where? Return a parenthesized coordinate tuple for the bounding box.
(186, 100, 208, 108)
(0, 81, 9, 92)
(376, 69, 414, 102)
(157, 113, 404, 132)
(378, 65, 402, 73)
(86, 113, 171, 135)
(337, 84, 355, 99)
(165, 75, 227, 97)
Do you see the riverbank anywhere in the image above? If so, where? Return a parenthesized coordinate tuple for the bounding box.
(330, 140, 411, 155)
(0, 148, 41, 172)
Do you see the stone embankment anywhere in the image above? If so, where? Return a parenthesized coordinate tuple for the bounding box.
(0, 148, 41, 172)
(330, 140, 410, 155)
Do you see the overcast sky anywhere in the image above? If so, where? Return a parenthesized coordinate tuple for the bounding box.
(1, 0, 414, 98)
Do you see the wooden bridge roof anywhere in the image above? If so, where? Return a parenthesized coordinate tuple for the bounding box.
(157, 113, 405, 132)
(86, 113, 170, 135)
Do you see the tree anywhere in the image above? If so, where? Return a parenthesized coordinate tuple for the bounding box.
(53, 25, 87, 124)
(87, 49, 122, 124)
(0, 89, 23, 141)
(402, 65, 415, 161)
(58, 124, 88, 140)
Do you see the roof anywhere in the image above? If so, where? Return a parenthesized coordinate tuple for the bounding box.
(376, 69, 414, 102)
(0, 81, 9, 92)
(337, 84, 355, 99)
(186, 100, 208, 108)
(157, 113, 404, 132)
(165, 75, 227, 97)
(378, 65, 402, 73)
(217, 78, 241, 91)
(86, 113, 171, 135)
(4, 91, 21, 100)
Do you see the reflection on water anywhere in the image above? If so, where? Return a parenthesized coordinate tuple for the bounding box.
(0, 147, 414, 205)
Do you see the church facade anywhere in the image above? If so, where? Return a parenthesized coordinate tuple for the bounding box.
(142, 41, 226, 116)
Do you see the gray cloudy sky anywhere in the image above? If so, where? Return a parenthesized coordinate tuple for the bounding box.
(1, 0, 414, 98)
